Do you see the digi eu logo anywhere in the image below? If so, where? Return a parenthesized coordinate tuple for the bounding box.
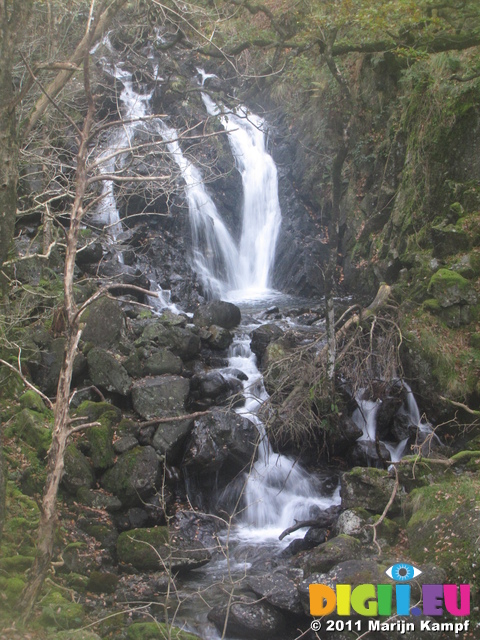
(309, 562, 471, 617)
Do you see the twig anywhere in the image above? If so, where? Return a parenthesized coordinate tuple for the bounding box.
(138, 410, 210, 427)
(365, 466, 399, 555)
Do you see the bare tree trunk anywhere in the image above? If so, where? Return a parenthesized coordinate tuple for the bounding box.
(19, 50, 96, 617)
(0, 425, 5, 541)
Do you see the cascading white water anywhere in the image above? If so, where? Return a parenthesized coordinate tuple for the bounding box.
(201, 92, 282, 300)
(227, 334, 340, 543)
(353, 395, 381, 442)
(153, 122, 241, 299)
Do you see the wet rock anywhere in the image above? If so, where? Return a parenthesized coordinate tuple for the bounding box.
(152, 417, 194, 464)
(247, 569, 304, 615)
(293, 534, 361, 575)
(347, 439, 391, 467)
(207, 324, 233, 350)
(250, 323, 284, 363)
(208, 597, 285, 639)
(304, 527, 328, 548)
(82, 297, 126, 348)
(333, 508, 370, 540)
(144, 348, 183, 375)
(87, 348, 132, 396)
(341, 467, 402, 515)
(101, 446, 161, 507)
(193, 300, 241, 329)
(62, 444, 95, 495)
(329, 416, 363, 455)
(96, 261, 150, 294)
(183, 409, 258, 476)
(131, 375, 190, 419)
(189, 371, 244, 408)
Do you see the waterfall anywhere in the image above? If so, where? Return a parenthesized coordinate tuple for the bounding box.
(227, 335, 340, 542)
(201, 92, 282, 300)
(153, 122, 241, 299)
(353, 394, 381, 442)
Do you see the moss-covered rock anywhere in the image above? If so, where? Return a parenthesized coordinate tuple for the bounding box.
(101, 445, 160, 506)
(62, 444, 95, 495)
(427, 268, 477, 307)
(81, 297, 126, 349)
(40, 591, 85, 629)
(117, 527, 211, 572)
(340, 467, 402, 515)
(86, 424, 115, 471)
(75, 400, 122, 424)
(86, 570, 119, 594)
(144, 348, 183, 376)
(19, 390, 50, 414)
(126, 621, 200, 640)
(0, 555, 34, 573)
(8, 408, 52, 458)
(131, 376, 190, 420)
(406, 476, 480, 608)
(87, 348, 132, 396)
(294, 534, 361, 575)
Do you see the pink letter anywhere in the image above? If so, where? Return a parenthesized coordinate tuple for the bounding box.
(444, 585, 470, 616)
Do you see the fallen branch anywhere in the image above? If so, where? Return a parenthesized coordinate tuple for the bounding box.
(138, 411, 210, 428)
(439, 395, 480, 416)
(279, 519, 326, 541)
(365, 466, 399, 555)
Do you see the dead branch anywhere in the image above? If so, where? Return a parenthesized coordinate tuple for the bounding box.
(278, 519, 325, 541)
(138, 411, 210, 427)
(365, 466, 399, 555)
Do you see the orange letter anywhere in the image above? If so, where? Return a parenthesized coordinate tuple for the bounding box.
(309, 584, 337, 616)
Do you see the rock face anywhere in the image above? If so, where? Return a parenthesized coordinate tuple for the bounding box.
(193, 301, 241, 329)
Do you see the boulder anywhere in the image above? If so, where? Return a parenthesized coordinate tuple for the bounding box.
(340, 467, 402, 515)
(207, 598, 285, 639)
(293, 534, 361, 575)
(9, 409, 52, 458)
(117, 526, 211, 572)
(101, 446, 161, 506)
(32, 337, 87, 395)
(62, 444, 95, 495)
(247, 568, 304, 615)
(152, 417, 194, 463)
(87, 348, 132, 396)
(189, 371, 244, 408)
(250, 323, 284, 363)
(81, 297, 125, 348)
(144, 348, 183, 376)
(207, 324, 233, 350)
(193, 300, 241, 329)
(183, 409, 258, 476)
(138, 323, 200, 361)
(427, 268, 477, 307)
(131, 376, 190, 419)
(86, 424, 115, 471)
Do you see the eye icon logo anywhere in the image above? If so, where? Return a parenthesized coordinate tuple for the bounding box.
(385, 563, 422, 582)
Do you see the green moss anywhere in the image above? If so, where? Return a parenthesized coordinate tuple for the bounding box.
(0, 555, 34, 573)
(7, 408, 52, 457)
(40, 591, 85, 630)
(428, 268, 473, 298)
(449, 450, 480, 472)
(75, 401, 121, 424)
(86, 424, 114, 471)
(86, 570, 119, 594)
(4, 576, 26, 603)
(19, 390, 50, 414)
(117, 526, 169, 570)
(126, 621, 200, 640)
(423, 298, 441, 313)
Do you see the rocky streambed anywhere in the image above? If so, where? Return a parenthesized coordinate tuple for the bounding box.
(2, 293, 479, 640)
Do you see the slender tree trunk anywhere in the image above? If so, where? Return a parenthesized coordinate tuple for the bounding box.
(0, 425, 6, 541)
(19, 50, 96, 617)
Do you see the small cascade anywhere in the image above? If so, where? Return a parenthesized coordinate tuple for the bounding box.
(227, 333, 340, 543)
(353, 395, 381, 442)
(402, 381, 432, 433)
(384, 438, 409, 463)
(93, 61, 151, 250)
(201, 91, 282, 300)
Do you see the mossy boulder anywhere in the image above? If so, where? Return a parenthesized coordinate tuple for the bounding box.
(1, 575, 26, 604)
(294, 534, 361, 575)
(8, 408, 52, 458)
(75, 401, 122, 424)
(101, 446, 160, 506)
(340, 467, 402, 515)
(126, 621, 200, 640)
(117, 527, 211, 572)
(427, 268, 477, 307)
(87, 348, 132, 396)
(40, 591, 85, 629)
(62, 444, 95, 495)
(86, 424, 115, 471)
(431, 224, 470, 258)
(137, 323, 200, 361)
(86, 570, 119, 594)
(0, 555, 34, 573)
(207, 325, 233, 350)
(19, 390, 50, 414)
(406, 477, 480, 605)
